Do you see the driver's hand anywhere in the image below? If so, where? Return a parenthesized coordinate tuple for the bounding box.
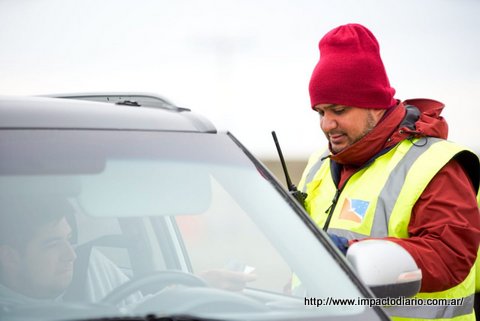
(198, 269, 257, 291)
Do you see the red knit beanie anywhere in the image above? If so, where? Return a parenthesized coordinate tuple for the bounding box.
(309, 23, 396, 109)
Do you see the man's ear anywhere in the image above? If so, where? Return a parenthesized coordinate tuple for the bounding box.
(0, 245, 20, 272)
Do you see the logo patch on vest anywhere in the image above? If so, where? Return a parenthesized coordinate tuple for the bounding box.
(339, 198, 369, 223)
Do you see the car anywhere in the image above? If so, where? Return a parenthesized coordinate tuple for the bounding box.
(0, 95, 420, 321)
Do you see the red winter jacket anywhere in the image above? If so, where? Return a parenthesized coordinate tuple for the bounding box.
(330, 99, 480, 292)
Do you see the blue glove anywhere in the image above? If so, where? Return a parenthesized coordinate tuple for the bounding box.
(328, 233, 349, 255)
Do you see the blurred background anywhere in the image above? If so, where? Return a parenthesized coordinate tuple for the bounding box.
(1, 0, 479, 185)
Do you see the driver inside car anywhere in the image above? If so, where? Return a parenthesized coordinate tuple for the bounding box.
(0, 196, 256, 309)
(0, 197, 78, 306)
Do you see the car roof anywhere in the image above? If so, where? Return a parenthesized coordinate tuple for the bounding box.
(0, 95, 216, 133)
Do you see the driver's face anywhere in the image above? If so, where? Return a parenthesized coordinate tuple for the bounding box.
(16, 217, 77, 299)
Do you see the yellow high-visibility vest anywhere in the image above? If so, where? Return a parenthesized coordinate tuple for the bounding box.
(299, 138, 480, 321)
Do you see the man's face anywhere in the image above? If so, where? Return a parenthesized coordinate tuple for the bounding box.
(314, 104, 385, 153)
(14, 217, 76, 299)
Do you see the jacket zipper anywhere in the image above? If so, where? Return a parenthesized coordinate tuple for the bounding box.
(323, 188, 341, 231)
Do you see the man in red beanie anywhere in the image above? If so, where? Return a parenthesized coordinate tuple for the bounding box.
(299, 23, 480, 321)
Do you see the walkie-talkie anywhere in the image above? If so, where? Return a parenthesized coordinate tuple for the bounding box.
(271, 131, 307, 208)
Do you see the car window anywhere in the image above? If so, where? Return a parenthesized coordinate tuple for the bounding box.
(0, 129, 385, 321)
(176, 176, 292, 294)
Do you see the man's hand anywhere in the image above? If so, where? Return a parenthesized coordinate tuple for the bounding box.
(198, 269, 257, 291)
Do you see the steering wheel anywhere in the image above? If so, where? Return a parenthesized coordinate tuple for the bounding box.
(101, 270, 208, 305)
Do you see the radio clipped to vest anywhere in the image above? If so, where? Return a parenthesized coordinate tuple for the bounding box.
(271, 131, 308, 208)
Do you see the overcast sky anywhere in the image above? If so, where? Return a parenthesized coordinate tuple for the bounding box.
(1, 0, 479, 158)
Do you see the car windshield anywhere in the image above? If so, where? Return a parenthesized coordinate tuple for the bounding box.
(0, 130, 383, 321)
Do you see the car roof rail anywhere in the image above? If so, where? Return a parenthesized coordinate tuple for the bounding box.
(43, 92, 191, 112)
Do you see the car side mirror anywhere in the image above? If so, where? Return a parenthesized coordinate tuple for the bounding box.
(346, 240, 421, 298)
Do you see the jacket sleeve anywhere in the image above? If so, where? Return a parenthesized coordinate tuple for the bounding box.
(386, 159, 480, 292)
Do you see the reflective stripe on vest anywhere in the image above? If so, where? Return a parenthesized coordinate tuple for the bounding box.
(299, 138, 479, 321)
(300, 149, 330, 194)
